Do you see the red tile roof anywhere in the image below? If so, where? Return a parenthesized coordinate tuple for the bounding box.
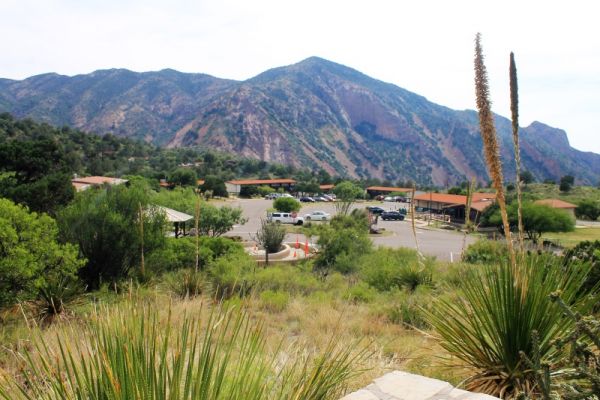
(535, 199, 577, 209)
(366, 186, 414, 193)
(414, 192, 496, 211)
(319, 184, 335, 190)
(227, 179, 296, 185)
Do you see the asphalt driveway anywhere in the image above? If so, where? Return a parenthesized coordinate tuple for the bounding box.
(218, 198, 475, 261)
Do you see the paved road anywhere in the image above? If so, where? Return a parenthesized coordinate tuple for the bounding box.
(216, 198, 475, 261)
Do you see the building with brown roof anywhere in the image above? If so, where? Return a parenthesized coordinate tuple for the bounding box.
(366, 186, 415, 197)
(534, 198, 577, 218)
(414, 192, 496, 222)
(71, 176, 129, 192)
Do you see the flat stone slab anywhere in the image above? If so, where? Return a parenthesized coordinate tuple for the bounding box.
(341, 371, 499, 400)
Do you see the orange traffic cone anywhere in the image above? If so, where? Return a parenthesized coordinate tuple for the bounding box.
(295, 235, 299, 249)
(304, 240, 309, 256)
(293, 250, 297, 258)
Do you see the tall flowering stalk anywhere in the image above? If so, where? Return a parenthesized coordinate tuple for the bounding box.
(510, 52, 525, 253)
(474, 33, 516, 268)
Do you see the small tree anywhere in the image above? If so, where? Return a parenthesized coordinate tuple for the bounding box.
(559, 175, 575, 192)
(168, 168, 197, 187)
(199, 204, 247, 237)
(489, 202, 575, 243)
(521, 170, 535, 185)
(576, 199, 600, 221)
(200, 175, 228, 197)
(332, 181, 364, 216)
(273, 197, 301, 213)
(253, 219, 286, 265)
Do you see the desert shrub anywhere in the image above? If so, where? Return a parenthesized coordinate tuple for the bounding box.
(273, 197, 301, 212)
(359, 248, 433, 292)
(462, 239, 508, 264)
(207, 252, 256, 298)
(314, 217, 372, 274)
(251, 265, 321, 295)
(259, 290, 290, 312)
(163, 268, 207, 299)
(427, 256, 596, 398)
(439, 262, 478, 288)
(346, 282, 377, 304)
(383, 288, 432, 330)
(575, 199, 600, 221)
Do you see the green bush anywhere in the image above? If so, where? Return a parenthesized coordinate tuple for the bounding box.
(346, 282, 377, 303)
(251, 265, 321, 295)
(256, 186, 275, 197)
(359, 248, 433, 292)
(382, 288, 432, 329)
(563, 240, 600, 292)
(207, 252, 256, 298)
(576, 199, 600, 221)
(259, 290, 290, 312)
(462, 239, 508, 264)
(273, 197, 301, 212)
(0, 198, 84, 310)
(164, 268, 207, 299)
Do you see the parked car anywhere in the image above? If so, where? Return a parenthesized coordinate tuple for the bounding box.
(367, 206, 385, 215)
(381, 211, 405, 221)
(314, 195, 330, 202)
(267, 212, 304, 225)
(299, 196, 315, 202)
(322, 194, 335, 201)
(265, 193, 280, 200)
(304, 211, 331, 221)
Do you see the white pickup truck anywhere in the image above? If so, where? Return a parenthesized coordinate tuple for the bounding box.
(267, 212, 304, 225)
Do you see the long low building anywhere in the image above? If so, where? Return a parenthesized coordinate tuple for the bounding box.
(366, 186, 415, 197)
(414, 192, 496, 221)
(71, 176, 129, 191)
(225, 178, 296, 195)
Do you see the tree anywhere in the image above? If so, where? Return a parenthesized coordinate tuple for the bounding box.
(0, 198, 84, 309)
(253, 219, 286, 265)
(295, 181, 320, 194)
(198, 204, 247, 237)
(332, 181, 364, 216)
(200, 175, 228, 197)
(520, 170, 534, 184)
(168, 168, 197, 187)
(58, 184, 167, 288)
(560, 175, 575, 192)
(448, 187, 465, 195)
(273, 197, 301, 213)
(489, 202, 575, 243)
(576, 199, 600, 221)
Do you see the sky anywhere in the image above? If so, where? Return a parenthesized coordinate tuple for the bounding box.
(1, 0, 599, 153)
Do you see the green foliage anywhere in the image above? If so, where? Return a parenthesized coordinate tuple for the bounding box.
(381, 287, 432, 329)
(251, 265, 321, 295)
(239, 185, 259, 198)
(575, 199, 600, 221)
(359, 248, 433, 292)
(332, 181, 364, 216)
(462, 239, 509, 264)
(560, 175, 575, 192)
(200, 175, 228, 197)
(489, 202, 575, 243)
(314, 215, 372, 274)
(563, 240, 600, 293)
(521, 171, 535, 184)
(163, 268, 207, 298)
(199, 203, 247, 237)
(168, 167, 197, 187)
(0, 198, 84, 310)
(256, 185, 275, 197)
(448, 186, 465, 195)
(208, 252, 256, 298)
(346, 282, 377, 303)
(296, 181, 321, 194)
(151, 187, 198, 214)
(259, 290, 290, 312)
(427, 256, 596, 398)
(58, 184, 167, 288)
(273, 197, 301, 212)
(0, 303, 365, 400)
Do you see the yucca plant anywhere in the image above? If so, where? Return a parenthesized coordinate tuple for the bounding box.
(427, 255, 596, 398)
(0, 302, 367, 399)
(509, 52, 525, 253)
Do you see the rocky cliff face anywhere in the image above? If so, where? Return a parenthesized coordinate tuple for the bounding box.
(1, 57, 598, 185)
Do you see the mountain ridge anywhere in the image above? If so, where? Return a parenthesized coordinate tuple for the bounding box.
(1, 57, 598, 185)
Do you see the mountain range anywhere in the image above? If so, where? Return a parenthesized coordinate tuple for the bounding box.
(1, 57, 598, 185)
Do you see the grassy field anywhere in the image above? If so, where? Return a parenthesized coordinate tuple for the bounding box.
(521, 183, 600, 205)
(543, 226, 600, 248)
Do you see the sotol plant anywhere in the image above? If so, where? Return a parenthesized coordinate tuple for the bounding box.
(1, 303, 368, 400)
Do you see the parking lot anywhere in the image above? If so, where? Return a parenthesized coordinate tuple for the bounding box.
(218, 198, 476, 262)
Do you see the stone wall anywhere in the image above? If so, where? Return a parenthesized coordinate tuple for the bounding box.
(341, 371, 500, 400)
